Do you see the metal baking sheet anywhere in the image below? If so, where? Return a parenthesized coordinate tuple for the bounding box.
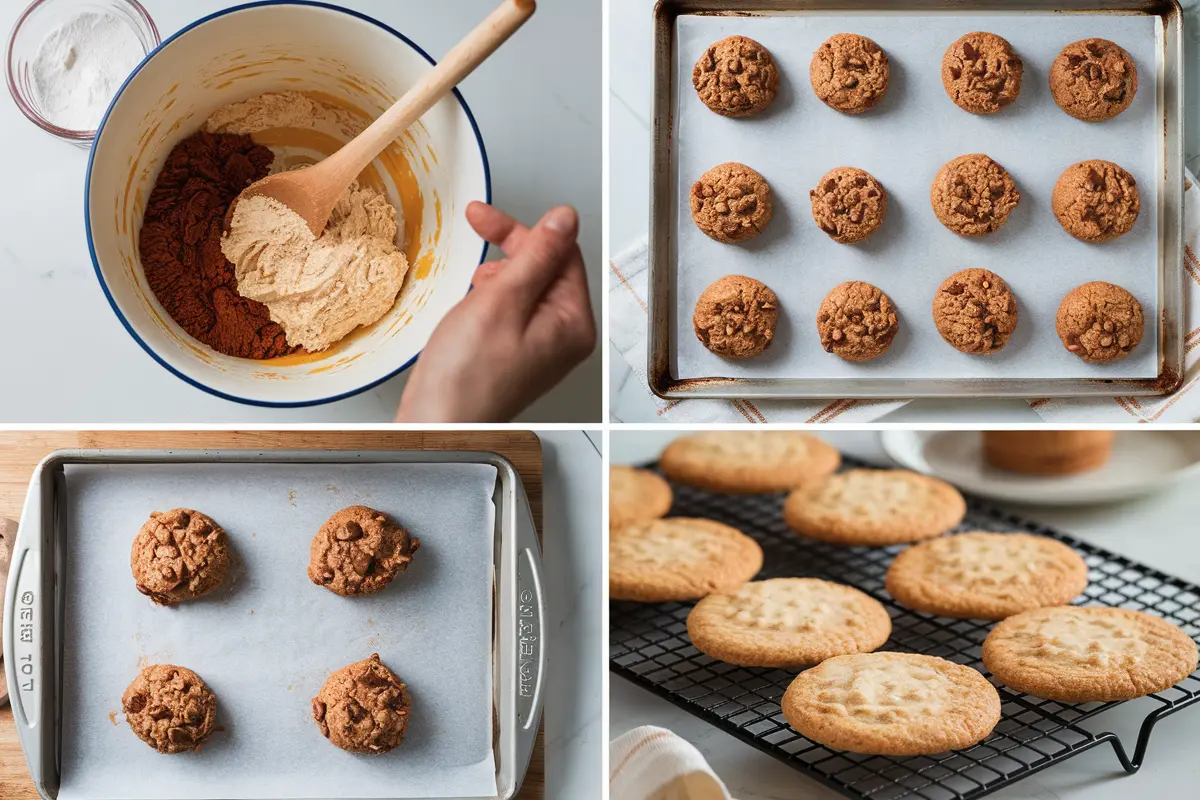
(649, 0, 1184, 399)
(4, 450, 545, 800)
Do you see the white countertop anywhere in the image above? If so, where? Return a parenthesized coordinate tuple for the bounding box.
(0, 0, 600, 422)
(609, 0, 1200, 423)
(610, 431, 1200, 799)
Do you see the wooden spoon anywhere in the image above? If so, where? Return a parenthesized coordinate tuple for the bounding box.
(229, 0, 536, 236)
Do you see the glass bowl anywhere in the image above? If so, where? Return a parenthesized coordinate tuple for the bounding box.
(6, 0, 158, 146)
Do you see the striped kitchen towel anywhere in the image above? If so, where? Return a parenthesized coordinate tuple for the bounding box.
(611, 726, 733, 800)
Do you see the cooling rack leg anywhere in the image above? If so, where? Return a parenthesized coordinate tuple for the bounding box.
(1097, 732, 1136, 774)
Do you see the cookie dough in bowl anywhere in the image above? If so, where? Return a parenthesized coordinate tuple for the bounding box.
(86, 3, 488, 406)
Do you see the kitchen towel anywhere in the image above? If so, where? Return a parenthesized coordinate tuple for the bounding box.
(609, 169, 1200, 423)
(610, 726, 732, 800)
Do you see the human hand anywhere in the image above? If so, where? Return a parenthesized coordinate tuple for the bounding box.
(394, 201, 596, 422)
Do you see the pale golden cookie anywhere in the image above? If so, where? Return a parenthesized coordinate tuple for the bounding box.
(609, 518, 763, 603)
(610, 466, 673, 530)
(659, 431, 841, 495)
(982, 606, 1198, 702)
(784, 469, 966, 546)
(782, 652, 1001, 755)
(885, 532, 1089, 620)
(688, 578, 892, 668)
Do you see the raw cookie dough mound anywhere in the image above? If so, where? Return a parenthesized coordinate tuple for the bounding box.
(983, 606, 1198, 702)
(886, 532, 1089, 620)
(941, 32, 1023, 114)
(687, 578, 892, 668)
(932, 268, 1018, 355)
(1055, 281, 1143, 363)
(692, 275, 778, 358)
(784, 469, 966, 546)
(1050, 38, 1137, 122)
(783, 652, 1001, 755)
(610, 466, 673, 530)
(312, 653, 412, 753)
(122, 664, 217, 754)
(690, 162, 773, 244)
(610, 518, 763, 602)
(308, 506, 419, 597)
(1052, 160, 1139, 243)
(810, 167, 888, 244)
(816, 281, 898, 362)
(931, 154, 1020, 237)
(809, 34, 890, 114)
(659, 430, 841, 494)
(693, 35, 779, 118)
(130, 509, 230, 606)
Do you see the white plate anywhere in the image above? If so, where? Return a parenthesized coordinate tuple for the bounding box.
(880, 431, 1200, 506)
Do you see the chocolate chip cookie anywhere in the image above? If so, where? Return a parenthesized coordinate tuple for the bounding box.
(690, 162, 773, 244)
(1050, 38, 1138, 122)
(308, 506, 419, 597)
(130, 509, 229, 606)
(930, 154, 1020, 237)
(1052, 160, 1139, 243)
(693, 35, 779, 117)
(693, 275, 778, 359)
(122, 664, 217, 754)
(932, 268, 1018, 355)
(816, 281, 898, 362)
(1055, 281, 1144, 363)
(809, 33, 889, 114)
(810, 167, 888, 244)
(941, 32, 1023, 114)
(312, 653, 411, 754)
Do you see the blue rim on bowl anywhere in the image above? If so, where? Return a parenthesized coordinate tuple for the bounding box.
(84, 0, 491, 408)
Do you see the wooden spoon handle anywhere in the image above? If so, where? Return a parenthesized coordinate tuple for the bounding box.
(325, 0, 535, 184)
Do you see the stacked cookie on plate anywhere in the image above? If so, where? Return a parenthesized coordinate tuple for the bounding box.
(611, 433, 1199, 757)
(687, 31, 1146, 366)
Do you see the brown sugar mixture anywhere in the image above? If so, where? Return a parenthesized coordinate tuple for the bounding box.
(139, 130, 298, 359)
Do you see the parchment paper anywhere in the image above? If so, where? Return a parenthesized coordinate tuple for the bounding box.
(673, 12, 1160, 381)
(58, 462, 498, 800)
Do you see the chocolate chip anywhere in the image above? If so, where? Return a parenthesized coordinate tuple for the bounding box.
(167, 727, 192, 746)
(337, 521, 363, 542)
(312, 699, 326, 722)
(125, 693, 147, 714)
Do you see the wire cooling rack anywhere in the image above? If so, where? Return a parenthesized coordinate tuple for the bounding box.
(609, 459, 1200, 800)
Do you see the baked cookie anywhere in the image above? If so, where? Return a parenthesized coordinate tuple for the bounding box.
(784, 469, 966, 546)
(809, 33, 889, 114)
(130, 509, 229, 606)
(312, 653, 411, 753)
(690, 162, 773, 244)
(122, 664, 216, 754)
(659, 430, 841, 494)
(983, 431, 1116, 476)
(609, 518, 763, 602)
(1052, 160, 1139, 243)
(810, 167, 888, 244)
(1055, 281, 1144, 363)
(885, 532, 1089, 620)
(308, 506, 419, 597)
(687, 578, 892, 668)
(692, 275, 778, 359)
(782, 653, 1001, 755)
(941, 32, 1023, 114)
(931, 154, 1020, 236)
(932, 268, 1018, 355)
(982, 606, 1198, 702)
(693, 35, 779, 117)
(1050, 38, 1137, 122)
(610, 465, 673, 530)
(816, 281, 898, 362)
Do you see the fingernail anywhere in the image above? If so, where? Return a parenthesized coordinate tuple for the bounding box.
(544, 206, 577, 235)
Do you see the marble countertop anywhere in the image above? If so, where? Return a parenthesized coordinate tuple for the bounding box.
(0, 0, 600, 422)
(609, 0, 1200, 422)
(610, 431, 1200, 799)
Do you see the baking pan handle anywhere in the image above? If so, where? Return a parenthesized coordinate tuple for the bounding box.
(513, 480, 545, 783)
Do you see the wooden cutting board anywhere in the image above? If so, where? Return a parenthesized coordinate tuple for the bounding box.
(0, 431, 544, 800)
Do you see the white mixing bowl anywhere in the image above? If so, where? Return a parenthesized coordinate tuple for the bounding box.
(86, 1, 489, 406)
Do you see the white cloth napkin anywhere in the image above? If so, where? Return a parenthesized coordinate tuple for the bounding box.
(610, 169, 1200, 423)
(611, 726, 733, 800)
